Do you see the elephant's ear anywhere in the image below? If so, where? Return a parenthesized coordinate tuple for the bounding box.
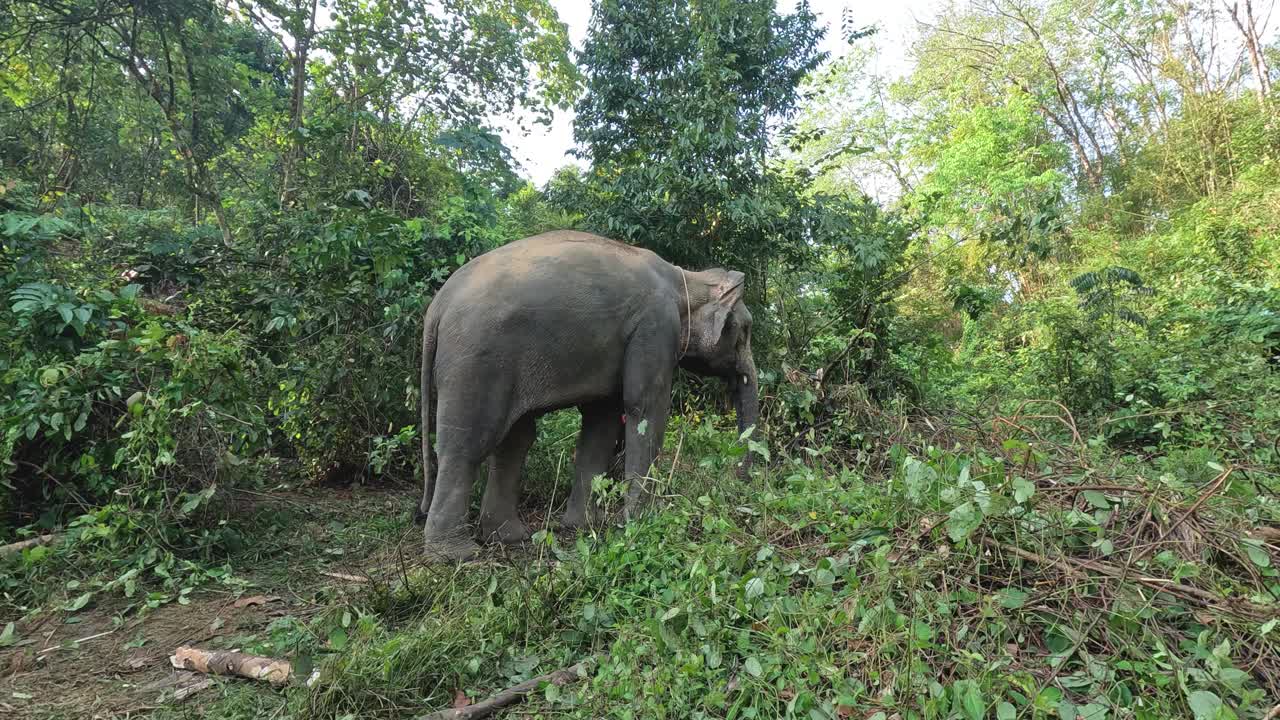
(693, 270, 745, 351)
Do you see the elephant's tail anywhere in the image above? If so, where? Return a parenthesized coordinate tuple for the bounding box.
(417, 309, 439, 521)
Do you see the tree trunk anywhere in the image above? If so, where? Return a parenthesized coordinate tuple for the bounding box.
(280, 0, 318, 208)
(1226, 0, 1273, 107)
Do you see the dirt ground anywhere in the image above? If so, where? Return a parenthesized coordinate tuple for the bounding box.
(0, 485, 427, 720)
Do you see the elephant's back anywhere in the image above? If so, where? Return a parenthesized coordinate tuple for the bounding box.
(439, 231, 668, 315)
(480, 230, 661, 275)
(429, 230, 675, 415)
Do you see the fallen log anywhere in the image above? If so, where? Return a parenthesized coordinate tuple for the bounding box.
(0, 534, 57, 558)
(417, 657, 597, 720)
(169, 646, 293, 685)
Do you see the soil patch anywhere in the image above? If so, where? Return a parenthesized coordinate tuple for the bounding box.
(0, 484, 418, 719)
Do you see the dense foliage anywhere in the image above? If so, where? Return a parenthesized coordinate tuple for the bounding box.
(1, 0, 1278, 718)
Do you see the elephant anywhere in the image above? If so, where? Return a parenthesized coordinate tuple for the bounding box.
(416, 230, 759, 561)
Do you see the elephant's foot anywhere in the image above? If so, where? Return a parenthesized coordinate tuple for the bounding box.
(623, 481, 653, 522)
(481, 517, 532, 545)
(561, 502, 604, 530)
(422, 527, 481, 563)
(561, 507, 588, 530)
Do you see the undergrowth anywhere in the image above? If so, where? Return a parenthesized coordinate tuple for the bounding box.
(155, 410, 1280, 720)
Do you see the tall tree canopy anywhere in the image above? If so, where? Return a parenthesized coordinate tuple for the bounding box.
(567, 0, 826, 274)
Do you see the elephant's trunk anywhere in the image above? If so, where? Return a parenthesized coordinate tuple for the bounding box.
(732, 357, 760, 477)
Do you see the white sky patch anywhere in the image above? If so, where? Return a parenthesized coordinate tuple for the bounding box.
(498, 0, 947, 186)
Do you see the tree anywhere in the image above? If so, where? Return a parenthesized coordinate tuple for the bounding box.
(568, 0, 826, 278)
(1224, 0, 1272, 107)
(233, 0, 323, 207)
(2, 0, 287, 241)
(790, 39, 919, 201)
(1069, 265, 1154, 399)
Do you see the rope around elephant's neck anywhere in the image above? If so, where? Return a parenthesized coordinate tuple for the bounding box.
(680, 270, 691, 359)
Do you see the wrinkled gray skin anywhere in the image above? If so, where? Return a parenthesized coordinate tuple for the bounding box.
(417, 230, 759, 561)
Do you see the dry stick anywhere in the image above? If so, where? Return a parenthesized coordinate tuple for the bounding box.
(1035, 484, 1151, 494)
(169, 646, 293, 685)
(1157, 467, 1233, 546)
(170, 677, 216, 702)
(416, 657, 597, 720)
(665, 425, 686, 491)
(981, 537, 1275, 619)
(36, 629, 114, 659)
(1262, 702, 1280, 720)
(319, 571, 369, 583)
(0, 533, 57, 558)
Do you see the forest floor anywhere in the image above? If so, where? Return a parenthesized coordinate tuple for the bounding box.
(2, 427, 1277, 720)
(0, 483, 432, 719)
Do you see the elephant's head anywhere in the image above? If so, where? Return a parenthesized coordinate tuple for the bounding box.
(681, 269, 760, 476)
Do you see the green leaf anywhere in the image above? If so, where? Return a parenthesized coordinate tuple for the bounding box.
(1034, 687, 1062, 712)
(1242, 540, 1271, 567)
(65, 592, 93, 612)
(954, 680, 984, 720)
(1012, 477, 1035, 504)
(947, 502, 983, 542)
(744, 577, 765, 600)
(1217, 667, 1249, 691)
(997, 588, 1029, 609)
(996, 702, 1016, 720)
(1082, 490, 1110, 510)
(1077, 704, 1108, 720)
(744, 656, 763, 677)
(328, 626, 348, 650)
(904, 457, 937, 503)
(179, 492, 205, 516)
(293, 653, 314, 680)
(0, 622, 16, 647)
(1187, 690, 1222, 720)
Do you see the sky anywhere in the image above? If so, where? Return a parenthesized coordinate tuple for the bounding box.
(498, 0, 947, 186)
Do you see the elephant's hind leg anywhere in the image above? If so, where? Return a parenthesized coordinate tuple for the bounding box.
(479, 414, 537, 544)
(422, 453, 483, 561)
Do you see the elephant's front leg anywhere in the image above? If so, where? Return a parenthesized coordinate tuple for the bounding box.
(622, 360, 673, 522)
(563, 401, 623, 529)
(479, 415, 537, 544)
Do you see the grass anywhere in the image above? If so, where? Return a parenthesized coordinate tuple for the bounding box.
(8, 412, 1280, 720)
